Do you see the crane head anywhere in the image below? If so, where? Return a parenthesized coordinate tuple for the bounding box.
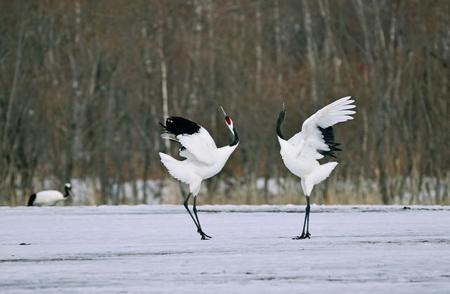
(64, 183, 74, 198)
(220, 105, 234, 130)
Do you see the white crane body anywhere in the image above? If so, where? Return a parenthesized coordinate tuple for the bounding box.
(28, 183, 73, 206)
(32, 191, 65, 206)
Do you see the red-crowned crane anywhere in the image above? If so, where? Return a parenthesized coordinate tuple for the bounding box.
(276, 96, 356, 239)
(159, 107, 239, 240)
(28, 183, 73, 206)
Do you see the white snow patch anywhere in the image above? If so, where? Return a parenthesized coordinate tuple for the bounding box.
(1, 205, 450, 293)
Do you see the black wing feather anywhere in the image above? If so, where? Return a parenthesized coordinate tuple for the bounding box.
(318, 126, 342, 158)
(27, 194, 36, 206)
(160, 116, 200, 136)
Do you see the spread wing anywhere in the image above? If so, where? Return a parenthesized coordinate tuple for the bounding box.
(177, 127, 217, 165)
(161, 116, 217, 165)
(288, 96, 356, 159)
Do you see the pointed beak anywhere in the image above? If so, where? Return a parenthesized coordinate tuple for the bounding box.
(219, 105, 227, 117)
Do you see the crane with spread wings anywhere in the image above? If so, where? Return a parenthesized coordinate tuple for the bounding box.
(277, 96, 356, 239)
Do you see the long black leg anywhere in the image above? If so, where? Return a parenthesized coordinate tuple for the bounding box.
(183, 193, 201, 232)
(305, 197, 311, 238)
(193, 197, 211, 239)
(293, 196, 311, 240)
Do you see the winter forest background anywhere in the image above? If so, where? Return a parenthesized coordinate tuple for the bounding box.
(0, 0, 448, 206)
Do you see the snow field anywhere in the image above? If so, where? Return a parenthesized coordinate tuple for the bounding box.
(1, 205, 450, 293)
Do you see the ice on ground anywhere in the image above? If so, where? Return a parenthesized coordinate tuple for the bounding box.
(1, 205, 450, 293)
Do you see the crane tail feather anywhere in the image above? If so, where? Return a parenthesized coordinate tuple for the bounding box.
(159, 152, 192, 185)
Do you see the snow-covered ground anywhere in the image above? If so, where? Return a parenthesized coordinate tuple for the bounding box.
(1, 205, 450, 293)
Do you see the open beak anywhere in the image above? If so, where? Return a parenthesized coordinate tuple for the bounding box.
(219, 105, 227, 117)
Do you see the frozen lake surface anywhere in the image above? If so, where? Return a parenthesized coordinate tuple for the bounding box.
(1, 205, 450, 293)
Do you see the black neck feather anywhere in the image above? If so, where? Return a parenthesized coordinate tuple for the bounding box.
(229, 128, 239, 146)
(276, 110, 286, 140)
(64, 187, 71, 197)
